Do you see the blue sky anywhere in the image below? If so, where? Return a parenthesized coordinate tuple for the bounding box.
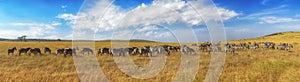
(0, 0, 299, 42)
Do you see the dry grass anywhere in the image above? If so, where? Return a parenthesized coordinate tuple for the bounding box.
(1, 32, 300, 82)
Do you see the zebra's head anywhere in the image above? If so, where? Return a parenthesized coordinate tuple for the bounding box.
(12, 47, 17, 50)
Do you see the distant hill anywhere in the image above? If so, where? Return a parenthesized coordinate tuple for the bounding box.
(258, 31, 300, 39)
(97, 39, 156, 42)
(0, 38, 7, 41)
(1, 31, 299, 43)
(235, 31, 300, 43)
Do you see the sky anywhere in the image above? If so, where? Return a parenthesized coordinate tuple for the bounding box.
(0, 0, 299, 42)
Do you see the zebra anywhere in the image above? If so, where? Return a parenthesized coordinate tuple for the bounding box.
(198, 43, 211, 52)
(126, 47, 139, 55)
(284, 45, 293, 51)
(18, 48, 31, 55)
(8, 47, 17, 55)
(111, 48, 126, 56)
(98, 47, 111, 56)
(225, 44, 235, 54)
(139, 46, 153, 56)
(80, 48, 94, 55)
(263, 42, 275, 49)
(64, 47, 78, 57)
(28, 48, 42, 55)
(152, 46, 170, 56)
(277, 43, 287, 49)
(44, 47, 51, 54)
(161, 45, 177, 52)
(247, 42, 259, 50)
(277, 43, 293, 51)
(181, 45, 196, 55)
(248, 45, 259, 50)
(56, 48, 65, 55)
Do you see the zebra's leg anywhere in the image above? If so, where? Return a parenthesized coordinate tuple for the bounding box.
(149, 52, 153, 57)
(98, 51, 102, 55)
(110, 52, 113, 56)
(64, 53, 67, 58)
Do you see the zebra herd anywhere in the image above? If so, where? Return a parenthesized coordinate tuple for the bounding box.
(8, 47, 43, 56)
(6, 45, 193, 57)
(6, 42, 294, 57)
(197, 42, 294, 54)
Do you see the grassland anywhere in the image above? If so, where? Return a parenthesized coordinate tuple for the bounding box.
(0, 32, 300, 82)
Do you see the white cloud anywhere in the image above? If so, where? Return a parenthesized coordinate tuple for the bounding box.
(238, 5, 299, 25)
(217, 8, 240, 20)
(56, 13, 77, 20)
(0, 27, 45, 39)
(145, 31, 157, 37)
(9, 22, 60, 30)
(240, 5, 287, 20)
(51, 23, 62, 26)
(143, 31, 172, 38)
(57, 0, 239, 32)
(137, 25, 159, 32)
(55, 0, 237, 41)
(10, 23, 35, 26)
(131, 30, 174, 41)
(157, 32, 172, 38)
(0, 22, 62, 39)
(223, 21, 300, 40)
(259, 16, 298, 24)
(113, 30, 133, 39)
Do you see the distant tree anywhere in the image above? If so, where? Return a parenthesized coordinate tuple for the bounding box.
(22, 35, 27, 42)
(18, 37, 22, 41)
(57, 39, 62, 41)
(18, 35, 27, 42)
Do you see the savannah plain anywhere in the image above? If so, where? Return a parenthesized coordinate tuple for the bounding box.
(0, 32, 300, 82)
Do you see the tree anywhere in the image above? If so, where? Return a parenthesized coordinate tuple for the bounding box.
(18, 37, 22, 41)
(22, 35, 27, 42)
(18, 35, 27, 42)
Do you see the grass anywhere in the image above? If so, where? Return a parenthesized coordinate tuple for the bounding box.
(0, 32, 300, 82)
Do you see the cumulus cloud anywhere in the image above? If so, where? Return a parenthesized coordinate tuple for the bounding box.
(56, 13, 77, 21)
(217, 8, 240, 20)
(57, 0, 239, 32)
(0, 22, 62, 39)
(131, 31, 174, 41)
(55, 0, 236, 41)
(157, 32, 172, 38)
(239, 5, 287, 20)
(10, 22, 61, 30)
(136, 25, 159, 32)
(144, 31, 172, 38)
(238, 5, 299, 24)
(113, 30, 133, 39)
(259, 16, 298, 24)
